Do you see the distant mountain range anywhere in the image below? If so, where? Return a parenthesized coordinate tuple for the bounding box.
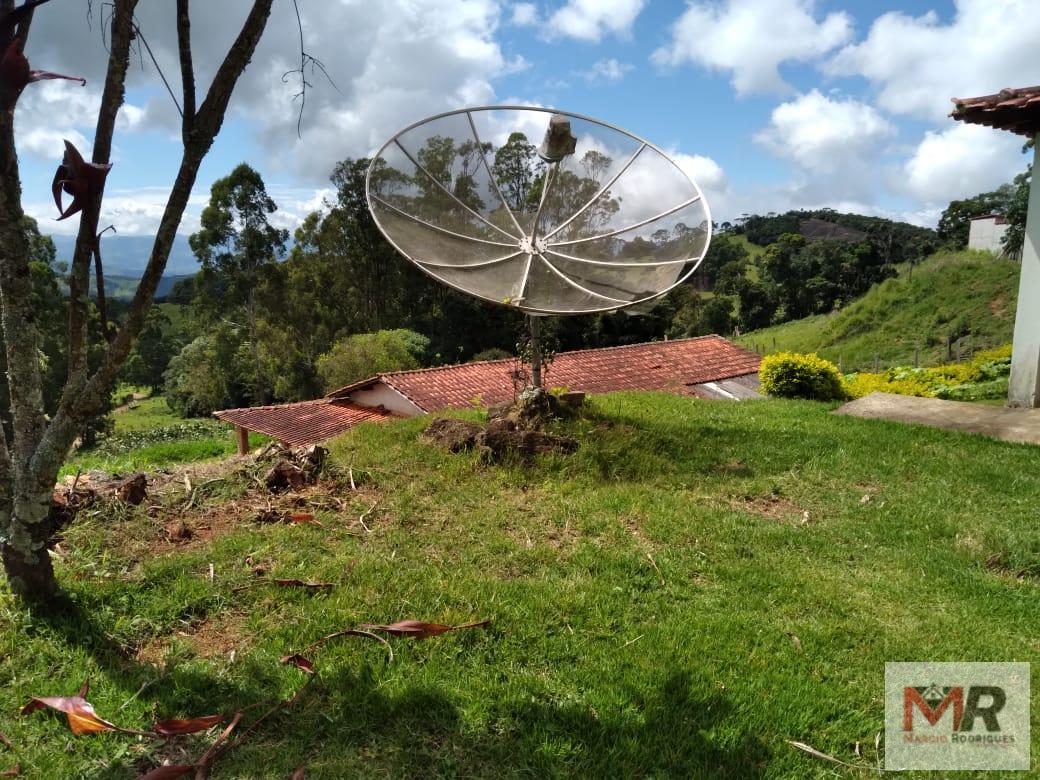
(49, 233, 200, 277)
(47, 233, 199, 300)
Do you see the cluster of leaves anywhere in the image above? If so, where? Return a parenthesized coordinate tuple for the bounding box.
(759, 352, 848, 402)
(316, 329, 429, 393)
(844, 345, 1013, 401)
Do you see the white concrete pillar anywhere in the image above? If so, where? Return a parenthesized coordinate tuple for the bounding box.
(1008, 139, 1040, 407)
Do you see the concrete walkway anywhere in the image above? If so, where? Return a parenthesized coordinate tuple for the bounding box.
(833, 392, 1040, 446)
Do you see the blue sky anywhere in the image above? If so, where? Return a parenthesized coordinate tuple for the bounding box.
(15, 0, 1039, 254)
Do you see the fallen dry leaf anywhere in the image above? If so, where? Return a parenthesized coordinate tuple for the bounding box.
(290, 767, 306, 780)
(0, 731, 9, 748)
(137, 766, 194, 780)
(21, 680, 123, 736)
(860, 494, 872, 504)
(786, 632, 803, 652)
(153, 715, 224, 737)
(280, 654, 315, 674)
(360, 619, 491, 640)
(289, 512, 323, 527)
(1, 764, 19, 778)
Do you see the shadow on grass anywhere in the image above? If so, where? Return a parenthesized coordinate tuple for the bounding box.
(216, 668, 770, 779)
(23, 600, 770, 778)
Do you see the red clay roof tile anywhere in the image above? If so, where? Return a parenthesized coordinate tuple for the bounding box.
(950, 85, 1040, 137)
(330, 335, 761, 412)
(214, 399, 393, 447)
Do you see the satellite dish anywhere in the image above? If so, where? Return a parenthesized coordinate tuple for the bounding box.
(366, 106, 712, 316)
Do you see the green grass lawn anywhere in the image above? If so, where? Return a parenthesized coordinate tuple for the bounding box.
(61, 396, 267, 478)
(737, 251, 1019, 371)
(4, 393, 1039, 777)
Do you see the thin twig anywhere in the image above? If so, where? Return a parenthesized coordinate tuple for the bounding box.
(621, 634, 644, 649)
(117, 675, 166, 712)
(645, 552, 665, 586)
(281, 0, 336, 138)
(297, 628, 394, 665)
(358, 499, 379, 533)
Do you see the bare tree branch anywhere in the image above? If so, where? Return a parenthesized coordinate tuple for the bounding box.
(282, 0, 335, 138)
(64, 0, 137, 384)
(35, 0, 276, 483)
(176, 0, 196, 139)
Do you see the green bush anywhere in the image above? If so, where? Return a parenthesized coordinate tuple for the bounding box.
(759, 352, 847, 401)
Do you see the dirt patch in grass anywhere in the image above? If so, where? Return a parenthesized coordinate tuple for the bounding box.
(731, 494, 807, 524)
(136, 610, 254, 666)
(989, 295, 1007, 318)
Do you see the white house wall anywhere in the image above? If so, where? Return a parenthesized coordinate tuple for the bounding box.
(968, 217, 1009, 255)
(349, 382, 425, 416)
(1008, 139, 1040, 407)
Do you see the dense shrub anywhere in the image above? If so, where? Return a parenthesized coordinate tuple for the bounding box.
(844, 344, 1012, 401)
(317, 329, 430, 392)
(759, 352, 847, 401)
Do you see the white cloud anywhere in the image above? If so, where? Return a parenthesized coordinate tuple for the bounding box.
(754, 90, 893, 173)
(652, 0, 852, 95)
(547, 0, 645, 42)
(582, 58, 633, 82)
(21, 1, 518, 182)
(511, 2, 539, 26)
(672, 152, 730, 221)
(828, 0, 1040, 121)
(900, 123, 1026, 206)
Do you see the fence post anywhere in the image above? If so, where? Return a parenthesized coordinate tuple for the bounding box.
(873, 353, 880, 373)
(838, 356, 843, 373)
(914, 343, 920, 368)
(946, 335, 953, 362)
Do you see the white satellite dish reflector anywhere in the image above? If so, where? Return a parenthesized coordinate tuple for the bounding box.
(366, 106, 712, 316)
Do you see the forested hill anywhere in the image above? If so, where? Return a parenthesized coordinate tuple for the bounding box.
(731, 209, 938, 261)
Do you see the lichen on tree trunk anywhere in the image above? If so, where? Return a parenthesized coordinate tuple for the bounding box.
(0, 0, 275, 601)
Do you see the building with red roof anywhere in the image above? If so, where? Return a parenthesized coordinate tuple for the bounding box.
(215, 335, 762, 451)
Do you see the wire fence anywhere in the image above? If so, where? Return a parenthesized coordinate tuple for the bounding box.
(744, 333, 1008, 375)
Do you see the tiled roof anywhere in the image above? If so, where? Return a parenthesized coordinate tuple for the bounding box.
(214, 399, 393, 447)
(329, 335, 761, 412)
(950, 86, 1040, 137)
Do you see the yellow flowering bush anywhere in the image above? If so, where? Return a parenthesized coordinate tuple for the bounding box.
(760, 352, 848, 401)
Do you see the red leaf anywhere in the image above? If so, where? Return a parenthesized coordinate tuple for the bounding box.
(0, 33, 83, 111)
(152, 714, 224, 737)
(288, 512, 321, 526)
(1, 764, 20, 778)
(21, 691, 118, 735)
(272, 579, 333, 592)
(136, 766, 194, 780)
(52, 139, 111, 222)
(281, 654, 315, 674)
(360, 619, 491, 640)
(0, 731, 10, 748)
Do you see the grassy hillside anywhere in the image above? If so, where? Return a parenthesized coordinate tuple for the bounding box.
(5, 393, 1040, 778)
(736, 251, 1019, 371)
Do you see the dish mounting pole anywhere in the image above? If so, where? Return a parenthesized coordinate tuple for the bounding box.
(529, 314, 543, 390)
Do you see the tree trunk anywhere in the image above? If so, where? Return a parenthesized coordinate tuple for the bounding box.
(0, 0, 274, 601)
(2, 487, 58, 600)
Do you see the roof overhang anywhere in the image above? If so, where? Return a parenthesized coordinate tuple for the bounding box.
(950, 86, 1040, 138)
